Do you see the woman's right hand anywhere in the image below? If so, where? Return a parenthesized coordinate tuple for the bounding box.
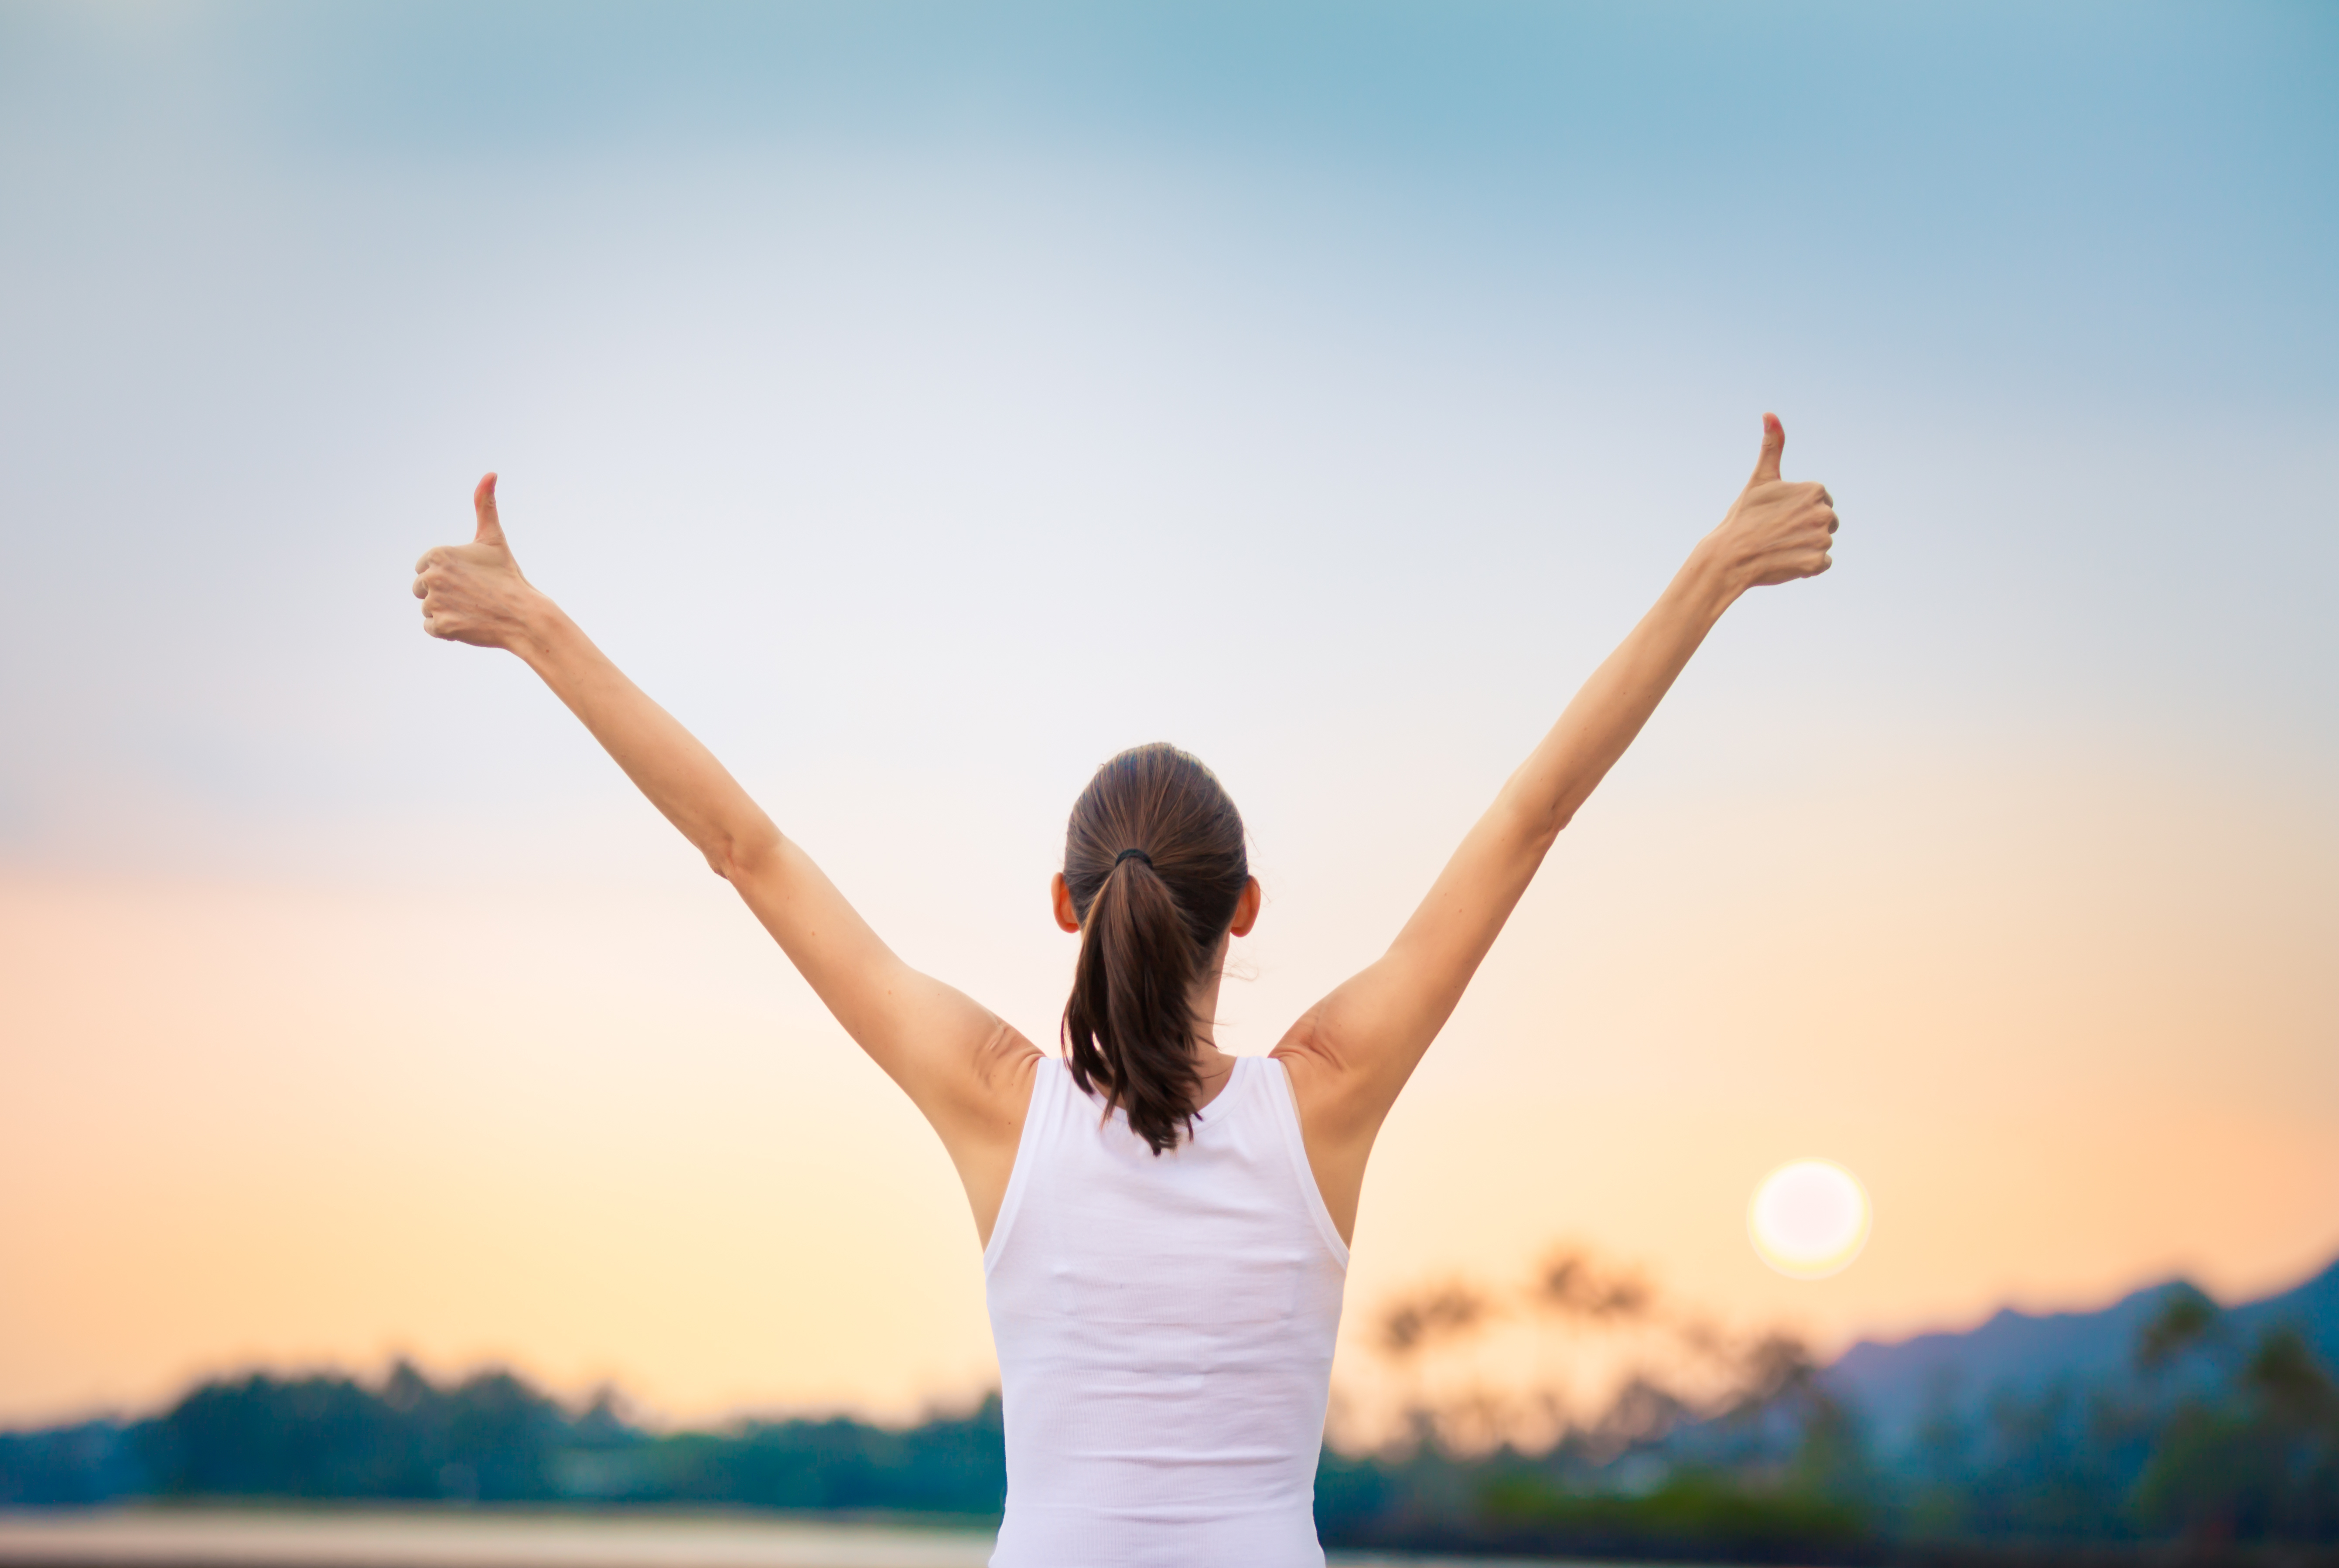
(413, 473, 547, 651)
(1703, 413, 1839, 593)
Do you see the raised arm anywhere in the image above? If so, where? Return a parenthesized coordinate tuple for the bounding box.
(1275, 416, 1838, 1238)
(412, 476, 1038, 1235)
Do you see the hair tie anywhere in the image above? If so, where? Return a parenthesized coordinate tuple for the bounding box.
(1113, 847, 1153, 870)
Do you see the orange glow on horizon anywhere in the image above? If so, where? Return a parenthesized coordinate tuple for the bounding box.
(2, 739, 2334, 1433)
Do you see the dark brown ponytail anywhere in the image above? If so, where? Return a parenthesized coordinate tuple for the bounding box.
(1061, 743, 1250, 1155)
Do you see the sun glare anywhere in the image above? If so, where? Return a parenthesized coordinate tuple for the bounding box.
(1748, 1158, 1871, 1280)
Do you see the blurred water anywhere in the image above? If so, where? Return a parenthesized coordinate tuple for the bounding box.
(0, 1511, 1621, 1568)
(0, 1513, 988, 1568)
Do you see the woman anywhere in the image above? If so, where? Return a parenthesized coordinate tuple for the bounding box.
(412, 415, 1837, 1565)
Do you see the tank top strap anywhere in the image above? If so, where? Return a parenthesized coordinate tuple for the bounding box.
(1260, 1056, 1351, 1270)
(983, 1055, 1069, 1276)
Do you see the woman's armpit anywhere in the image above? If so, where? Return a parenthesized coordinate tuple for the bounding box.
(964, 1018, 1045, 1135)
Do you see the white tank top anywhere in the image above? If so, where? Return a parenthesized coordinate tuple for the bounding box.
(983, 1054, 1350, 1568)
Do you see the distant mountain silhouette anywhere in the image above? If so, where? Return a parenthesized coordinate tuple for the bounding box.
(1823, 1252, 2339, 1459)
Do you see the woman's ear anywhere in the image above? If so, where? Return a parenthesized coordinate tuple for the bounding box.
(1051, 872, 1082, 933)
(1229, 875, 1262, 938)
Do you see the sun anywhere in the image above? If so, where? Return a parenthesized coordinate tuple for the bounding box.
(1748, 1158, 1871, 1280)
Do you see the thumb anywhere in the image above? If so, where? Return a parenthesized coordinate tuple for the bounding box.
(1748, 413, 1785, 487)
(472, 472, 505, 546)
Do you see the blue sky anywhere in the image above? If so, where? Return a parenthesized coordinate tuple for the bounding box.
(0, 1, 2333, 1426)
(3, 0, 2332, 867)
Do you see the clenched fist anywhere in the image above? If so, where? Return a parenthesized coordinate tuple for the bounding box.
(413, 473, 544, 650)
(1708, 414, 1838, 591)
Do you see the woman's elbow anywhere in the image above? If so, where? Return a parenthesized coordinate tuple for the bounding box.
(1517, 802, 1571, 855)
(1496, 777, 1573, 855)
(707, 820, 785, 884)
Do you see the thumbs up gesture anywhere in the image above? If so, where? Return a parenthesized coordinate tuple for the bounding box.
(1708, 415, 1838, 590)
(413, 474, 546, 650)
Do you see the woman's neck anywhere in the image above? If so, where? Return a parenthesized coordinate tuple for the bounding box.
(1186, 949, 1240, 1109)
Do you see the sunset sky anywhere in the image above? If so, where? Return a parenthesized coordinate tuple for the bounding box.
(2, 1, 2334, 1432)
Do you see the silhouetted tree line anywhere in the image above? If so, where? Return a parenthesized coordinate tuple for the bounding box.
(0, 1363, 1005, 1517)
(4, 1277, 2335, 1563)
